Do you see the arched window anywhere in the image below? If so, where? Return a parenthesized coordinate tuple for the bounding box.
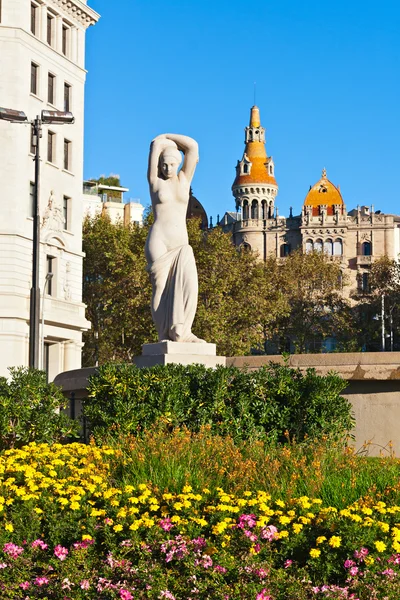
(324, 239, 333, 255)
(269, 165, 273, 175)
(261, 200, 267, 219)
(362, 241, 372, 256)
(306, 239, 313, 253)
(242, 200, 249, 220)
(333, 239, 343, 256)
(251, 199, 259, 219)
(241, 242, 251, 252)
(314, 239, 323, 253)
(280, 243, 290, 257)
(243, 164, 248, 174)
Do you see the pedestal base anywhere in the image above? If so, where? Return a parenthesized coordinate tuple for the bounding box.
(134, 341, 226, 368)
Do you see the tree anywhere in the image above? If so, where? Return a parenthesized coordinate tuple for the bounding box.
(188, 220, 287, 356)
(82, 213, 155, 366)
(269, 250, 357, 353)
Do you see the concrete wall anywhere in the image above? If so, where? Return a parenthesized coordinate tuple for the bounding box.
(54, 352, 400, 456)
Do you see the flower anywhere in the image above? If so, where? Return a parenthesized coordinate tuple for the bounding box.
(80, 580, 90, 589)
(310, 548, 321, 558)
(375, 540, 387, 553)
(34, 576, 49, 586)
(284, 559, 293, 568)
(329, 536, 341, 548)
(256, 589, 272, 600)
(120, 590, 133, 600)
(3, 542, 23, 559)
(54, 544, 69, 561)
(31, 539, 48, 550)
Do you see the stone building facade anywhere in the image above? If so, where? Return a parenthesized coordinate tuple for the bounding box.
(221, 106, 400, 296)
(0, 0, 99, 379)
(83, 180, 145, 226)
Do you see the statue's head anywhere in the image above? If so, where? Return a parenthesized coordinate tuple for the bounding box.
(160, 147, 182, 179)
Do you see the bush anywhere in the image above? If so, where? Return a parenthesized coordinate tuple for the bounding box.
(0, 367, 79, 450)
(83, 362, 353, 444)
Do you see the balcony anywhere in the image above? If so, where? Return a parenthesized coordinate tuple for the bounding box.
(357, 255, 374, 266)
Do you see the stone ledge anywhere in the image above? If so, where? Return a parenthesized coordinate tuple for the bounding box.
(134, 354, 225, 368)
(142, 341, 216, 356)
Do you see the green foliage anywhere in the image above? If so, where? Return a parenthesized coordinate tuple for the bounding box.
(83, 362, 352, 444)
(0, 367, 79, 450)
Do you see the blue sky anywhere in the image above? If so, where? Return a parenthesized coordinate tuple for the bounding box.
(84, 0, 400, 223)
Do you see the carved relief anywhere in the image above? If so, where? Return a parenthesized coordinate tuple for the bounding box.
(42, 191, 66, 234)
(64, 262, 72, 302)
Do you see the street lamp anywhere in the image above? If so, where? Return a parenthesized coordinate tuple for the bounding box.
(41, 272, 54, 371)
(0, 108, 74, 369)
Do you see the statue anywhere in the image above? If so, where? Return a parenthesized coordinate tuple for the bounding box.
(146, 133, 205, 343)
(42, 190, 65, 232)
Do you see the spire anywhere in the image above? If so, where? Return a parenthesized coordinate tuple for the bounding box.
(322, 167, 327, 179)
(250, 105, 261, 128)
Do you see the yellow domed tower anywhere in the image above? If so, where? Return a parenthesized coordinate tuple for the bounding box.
(232, 106, 278, 220)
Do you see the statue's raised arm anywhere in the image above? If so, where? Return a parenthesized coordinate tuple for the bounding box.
(144, 132, 205, 344)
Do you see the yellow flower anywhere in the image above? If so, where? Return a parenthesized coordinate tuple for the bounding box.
(374, 540, 386, 553)
(310, 548, 321, 558)
(292, 523, 303, 534)
(316, 536, 326, 545)
(365, 555, 374, 566)
(113, 524, 123, 532)
(70, 502, 80, 510)
(278, 530, 289, 538)
(279, 516, 291, 525)
(34, 508, 43, 514)
(5, 523, 14, 532)
(329, 536, 341, 548)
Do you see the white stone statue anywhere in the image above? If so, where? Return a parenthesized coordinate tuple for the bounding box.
(146, 133, 205, 343)
(42, 190, 65, 232)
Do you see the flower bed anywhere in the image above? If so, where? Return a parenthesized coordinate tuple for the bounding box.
(1, 443, 400, 599)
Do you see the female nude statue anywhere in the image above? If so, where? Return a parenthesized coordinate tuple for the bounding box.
(145, 133, 205, 343)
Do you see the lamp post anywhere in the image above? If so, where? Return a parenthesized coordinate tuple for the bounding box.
(41, 272, 54, 372)
(0, 108, 74, 369)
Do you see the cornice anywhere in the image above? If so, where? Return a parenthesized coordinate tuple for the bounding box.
(48, 0, 100, 28)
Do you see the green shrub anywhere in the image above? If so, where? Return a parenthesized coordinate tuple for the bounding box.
(83, 362, 353, 444)
(0, 367, 79, 450)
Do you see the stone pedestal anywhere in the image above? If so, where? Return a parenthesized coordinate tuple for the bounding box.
(134, 341, 226, 368)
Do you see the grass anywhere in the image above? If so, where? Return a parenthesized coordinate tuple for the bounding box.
(103, 424, 400, 508)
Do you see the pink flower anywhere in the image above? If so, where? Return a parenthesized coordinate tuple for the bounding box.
(261, 525, 278, 541)
(34, 576, 49, 586)
(80, 580, 90, 589)
(354, 547, 368, 561)
(19, 582, 30, 590)
(119, 590, 133, 600)
(160, 592, 176, 600)
(382, 568, 396, 578)
(214, 565, 227, 573)
(349, 566, 359, 576)
(344, 559, 355, 569)
(284, 560, 293, 568)
(3, 543, 24, 559)
(160, 518, 174, 532)
(256, 589, 272, 600)
(238, 514, 257, 529)
(54, 544, 69, 561)
(31, 539, 48, 550)
(0, 563, 7, 569)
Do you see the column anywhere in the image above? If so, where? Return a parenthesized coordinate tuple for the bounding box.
(56, 15, 63, 53)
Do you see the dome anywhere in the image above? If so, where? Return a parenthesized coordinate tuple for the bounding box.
(232, 106, 278, 188)
(304, 168, 344, 215)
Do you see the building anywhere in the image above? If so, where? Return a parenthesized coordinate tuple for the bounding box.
(0, 0, 99, 379)
(83, 179, 145, 226)
(221, 105, 400, 295)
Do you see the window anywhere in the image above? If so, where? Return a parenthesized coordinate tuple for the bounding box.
(46, 256, 54, 296)
(280, 244, 290, 257)
(269, 165, 273, 175)
(63, 196, 69, 229)
(333, 239, 343, 256)
(64, 83, 71, 112)
(64, 139, 71, 170)
(47, 13, 54, 46)
(47, 131, 55, 163)
(30, 182, 35, 217)
(361, 272, 370, 293)
(31, 3, 37, 35)
(30, 126, 36, 154)
(324, 239, 333, 256)
(62, 25, 69, 56)
(362, 241, 372, 256)
(314, 239, 323, 253)
(305, 239, 313, 253)
(30, 62, 38, 95)
(48, 73, 55, 104)
(243, 164, 248, 174)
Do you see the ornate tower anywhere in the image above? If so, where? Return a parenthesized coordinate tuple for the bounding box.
(232, 106, 278, 220)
